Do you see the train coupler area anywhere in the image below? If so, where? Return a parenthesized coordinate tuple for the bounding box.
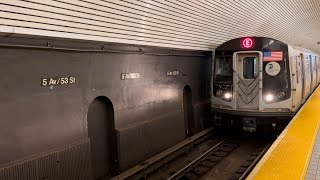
(213, 113, 291, 134)
(242, 117, 257, 132)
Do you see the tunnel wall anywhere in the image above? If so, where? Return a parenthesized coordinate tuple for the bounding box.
(0, 36, 212, 178)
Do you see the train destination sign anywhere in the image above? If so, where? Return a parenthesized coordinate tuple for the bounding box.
(242, 37, 253, 48)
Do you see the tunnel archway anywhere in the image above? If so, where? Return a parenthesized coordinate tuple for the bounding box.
(87, 96, 118, 179)
(183, 85, 195, 137)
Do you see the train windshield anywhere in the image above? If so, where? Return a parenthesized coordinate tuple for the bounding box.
(215, 56, 233, 83)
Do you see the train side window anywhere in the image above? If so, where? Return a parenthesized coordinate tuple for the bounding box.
(243, 57, 258, 79)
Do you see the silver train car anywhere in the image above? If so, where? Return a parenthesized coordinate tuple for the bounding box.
(211, 37, 320, 131)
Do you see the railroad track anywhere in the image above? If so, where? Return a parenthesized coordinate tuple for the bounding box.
(112, 127, 273, 180)
(111, 128, 218, 180)
(229, 143, 271, 180)
(168, 139, 271, 180)
(168, 140, 239, 180)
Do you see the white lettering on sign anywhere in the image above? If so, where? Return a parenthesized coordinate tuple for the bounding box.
(121, 73, 141, 80)
(167, 70, 179, 76)
(41, 76, 76, 86)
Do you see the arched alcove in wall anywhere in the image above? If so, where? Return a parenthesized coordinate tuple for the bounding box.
(183, 85, 195, 137)
(87, 96, 118, 179)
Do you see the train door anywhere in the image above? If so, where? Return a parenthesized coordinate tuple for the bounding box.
(315, 56, 318, 84)
(317, 56, 320, 84)
(301, 54, 305, 101)
(315, 56, 320, 85)
(318, 57, 320, 85)
(183, 85, 195, 137)
(234, 52, 261, 109)
(87, 97, 118, 179)
(292, 55, 303, 109)
(301, 54, 311, 102)
(310, 55, 317, 90)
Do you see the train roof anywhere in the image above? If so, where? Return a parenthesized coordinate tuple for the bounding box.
(216, 37, 318, 56)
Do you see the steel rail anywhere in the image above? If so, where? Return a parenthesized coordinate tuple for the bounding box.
(238, 143, 272, 180)
(167, 139, 226, 180)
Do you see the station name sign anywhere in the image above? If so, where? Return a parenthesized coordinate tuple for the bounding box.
(41, 76, 76, 86)
(167, 70, 179, 76)
(121, 73, 141, 80)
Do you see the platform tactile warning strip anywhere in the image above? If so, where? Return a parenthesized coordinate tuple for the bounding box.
(305, 133, 320, 180)
(247, 88, 320, 179)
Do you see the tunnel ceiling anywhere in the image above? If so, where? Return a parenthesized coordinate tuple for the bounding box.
(0, 0, 319, 52)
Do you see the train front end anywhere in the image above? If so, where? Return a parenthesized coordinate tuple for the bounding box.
(211, 37, 293, 132)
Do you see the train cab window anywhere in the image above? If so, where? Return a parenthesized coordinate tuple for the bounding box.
(243, 57, 258, 79)
(215, 56, 233, 83)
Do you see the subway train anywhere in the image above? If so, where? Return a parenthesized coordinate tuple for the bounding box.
(0, 36, 212, 180)
(211, 37, 320, 132)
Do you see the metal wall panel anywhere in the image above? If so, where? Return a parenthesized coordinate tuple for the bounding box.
(0, 36, 212, 172)
(0, 140, 92, 180)
(0, 0, 319, 50)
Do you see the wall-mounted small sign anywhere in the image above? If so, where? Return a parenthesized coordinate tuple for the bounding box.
(41, 76, 76, 86)
(121, 73, 141, 80)
(167, 70, 179, 76)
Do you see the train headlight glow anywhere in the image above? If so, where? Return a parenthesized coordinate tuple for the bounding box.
(265, 94, 274, 102)
(224, 92, 232, 99)
(278, 91, 286, 99)
(216, 89, 223, 97)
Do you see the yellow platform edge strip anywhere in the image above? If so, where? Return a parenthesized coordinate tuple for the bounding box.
(247, 87, 320, 180)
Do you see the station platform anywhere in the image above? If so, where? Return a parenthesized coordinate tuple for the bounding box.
(248, 87, 320, 180)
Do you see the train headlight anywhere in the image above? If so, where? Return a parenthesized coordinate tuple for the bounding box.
(224, 92, 232, 99)
(265, 94, 274, 102)
(278, 91, 286, 99)
(216, 89, 223, 97)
